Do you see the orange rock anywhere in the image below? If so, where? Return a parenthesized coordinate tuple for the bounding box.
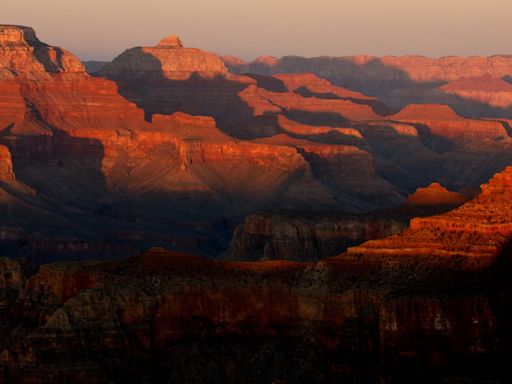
(0, 145, 14, 181)
(440, 74, 512, 109)
(346, 166, 512, 261)
(0, 25, 85, 79)
(392, 104, 507, 140)
(226, 54, 512, 87)
(406, 183, 469, 206)
(100, 35, 228, 80)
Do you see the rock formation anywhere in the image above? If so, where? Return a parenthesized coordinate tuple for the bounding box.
(225, 183, 471, 262)
(1, 25, 512, 266)
(0, 145, 14, 181)
(99, 34, 227, 80)
(0, 26, 407, 264)
(224, 211, 407, 261)
(391, 104, 507, 141)
(224, 54, 512, 118)
(1, 23, 512, 383)
(406, 182, 469, 206)
(0, 25, 85, 79)
(346, 166, 512, 262)
(224, 54, 512, 94)
(0, 224, 510, 383)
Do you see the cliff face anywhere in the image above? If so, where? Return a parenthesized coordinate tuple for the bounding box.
(346, 166, 512, 261)
(99, 35, 512, 194)
(0, 145, 14, 181)
(225, 182, 471, 262)
(0, 236, 510, 383)
(1, 168, 512, 382)
(224, 211, 408, 261)
(0, 25, 85, 80)
(2, 24, 512, 266)
(100, 35, 228, 81)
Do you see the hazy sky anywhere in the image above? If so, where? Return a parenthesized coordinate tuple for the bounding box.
(4, 0, 512, 61)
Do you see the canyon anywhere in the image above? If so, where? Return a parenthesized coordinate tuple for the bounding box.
(0, 24, 512, 383)
(0, 168, 512, 383)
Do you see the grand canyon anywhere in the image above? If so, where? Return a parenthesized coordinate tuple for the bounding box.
(0, 13, 512, 383)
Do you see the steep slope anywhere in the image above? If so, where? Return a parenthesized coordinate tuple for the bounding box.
(346, 166, 512, 262)
(225, 182, 469, 262)
(1, 194, 511, 384)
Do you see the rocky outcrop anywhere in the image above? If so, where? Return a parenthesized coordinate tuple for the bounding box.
(392, 104, 508, 141)
(0, 26, 405, 264)
(99, 35, 228, 80)
(0, 145, 14, 181)
(224, 182, 472, 262)
(440, 75, 512, 108)
(224, 211, 407, 261)
(406, 182, 469, 206)
(0, 25, 85, 79)
(0, 171, 511, 382)
(346, 166, 512, 261)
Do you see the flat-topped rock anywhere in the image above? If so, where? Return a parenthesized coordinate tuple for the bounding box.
(0, 25, 40, 46)
(407, 182, 469, 206)
(99, 34, 227, 80)
(0, 25, 85, 78)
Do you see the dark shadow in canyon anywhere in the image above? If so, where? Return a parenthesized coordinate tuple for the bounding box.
(34, 46, 66, 73)
(282, 109, 351, 127)
(244, 73, 288, 92)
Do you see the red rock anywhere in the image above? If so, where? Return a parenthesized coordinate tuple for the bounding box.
(406, 183, 469, 206)
(157, 34, 183, 48)
(99, 35, 228, 80)
(226, 54, 512, 91)
(392, 104, 507, 140)
(0, 25, 85, 79)
(440, 74, 512, 109)
(346, 166, 512, 261)
(0, 144, 14, 181)
(240, 85, 381, 121)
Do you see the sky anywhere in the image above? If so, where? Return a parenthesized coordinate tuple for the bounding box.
(4, 0, 512, 61)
